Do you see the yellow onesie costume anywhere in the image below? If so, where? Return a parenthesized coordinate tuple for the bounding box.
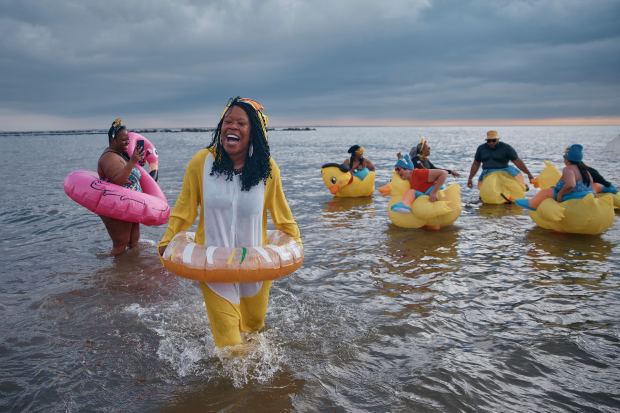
(158, 147, 300, 347)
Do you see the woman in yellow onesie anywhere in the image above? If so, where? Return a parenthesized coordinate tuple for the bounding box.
(158, 97, 301, 347)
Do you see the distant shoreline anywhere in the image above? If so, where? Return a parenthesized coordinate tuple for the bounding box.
(0, 127, 317, 137)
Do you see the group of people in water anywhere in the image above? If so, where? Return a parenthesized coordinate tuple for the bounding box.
(94, 96, 617, 347)
(343, 130, 530, 208)
(342, 130, 617, 210)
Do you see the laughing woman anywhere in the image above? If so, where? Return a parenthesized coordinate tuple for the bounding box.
(158, 97, 301, 347)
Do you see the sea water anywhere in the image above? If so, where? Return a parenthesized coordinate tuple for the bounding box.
(1, 126, 619, 411)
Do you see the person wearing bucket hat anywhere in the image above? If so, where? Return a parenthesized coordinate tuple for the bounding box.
(408, 136, 460, 177)
(343, 144, 375, 173)
(466, 130, 534, 189)
(515, 144, 594, 209)
(97, 117, 145, 255)
(157, 97, 300, 347)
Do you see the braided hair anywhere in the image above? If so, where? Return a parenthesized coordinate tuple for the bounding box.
(207, 101, 272, 191)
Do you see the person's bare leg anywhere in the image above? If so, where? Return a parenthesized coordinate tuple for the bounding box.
(592, 183, 604, 193)
(528, 188, 554, 209)
(128, 223, 140, 249)
(402, 189, 416, 206)
(100, 216, 132, 256)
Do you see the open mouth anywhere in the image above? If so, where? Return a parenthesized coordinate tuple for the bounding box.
(225, 134, 241, 143)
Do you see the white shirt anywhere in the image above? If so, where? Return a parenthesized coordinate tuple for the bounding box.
(202, 153, 265, 304)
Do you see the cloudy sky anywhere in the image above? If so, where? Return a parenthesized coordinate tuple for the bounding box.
(1, 0, 619, 130)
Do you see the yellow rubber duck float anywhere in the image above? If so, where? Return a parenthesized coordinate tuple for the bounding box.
(321, 163, 375, 197)
(478, 170, 527, 204)
(378, 171, 461, 230)
(516, 160, 615, 235)
(606, 191, 620, 209)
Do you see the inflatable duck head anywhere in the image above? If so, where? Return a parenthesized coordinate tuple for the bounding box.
(321, 163, 375, 197)
(532, 160, 562, 189)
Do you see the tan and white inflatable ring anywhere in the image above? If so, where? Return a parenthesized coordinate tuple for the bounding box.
(162, 230, 304, 282)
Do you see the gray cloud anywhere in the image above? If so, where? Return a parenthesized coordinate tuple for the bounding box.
(0, 0, 618, 129)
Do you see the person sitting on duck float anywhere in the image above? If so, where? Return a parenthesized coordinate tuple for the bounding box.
(586, 165, 618, 195)
(588, 164, 620, 209)
(391, 153, 448, 213)
(466, 130, 534, 203)
(409, 137, 460, 178)
(516, 144, 593, 210)
(343, 145, 375, 180)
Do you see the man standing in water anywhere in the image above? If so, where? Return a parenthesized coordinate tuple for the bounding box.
(466, 130, 534, 189)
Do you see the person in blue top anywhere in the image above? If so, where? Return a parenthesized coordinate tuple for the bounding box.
(516, 144, 593, 210)
(466, 130, 533, 189)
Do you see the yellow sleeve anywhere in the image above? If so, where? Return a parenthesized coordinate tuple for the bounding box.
(264, 158, 301, 243)
(158, 150, 206, 251)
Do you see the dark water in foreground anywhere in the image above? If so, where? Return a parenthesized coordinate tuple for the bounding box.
(1, 126, 619, 412)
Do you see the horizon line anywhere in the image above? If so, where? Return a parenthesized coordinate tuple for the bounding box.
(298, 116, 620, 127)
(1, 116, 619, 133)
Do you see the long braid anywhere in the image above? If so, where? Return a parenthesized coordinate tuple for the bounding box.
(574, 161, 591, 186)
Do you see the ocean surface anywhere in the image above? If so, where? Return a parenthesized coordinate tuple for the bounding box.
(1, 126, 619, 412)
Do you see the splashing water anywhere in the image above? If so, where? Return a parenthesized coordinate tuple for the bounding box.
(123, 299, 285, 387)
(215, 333, 286, 388)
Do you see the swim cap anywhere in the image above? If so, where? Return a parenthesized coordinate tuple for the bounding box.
(564, 144, 583, 162)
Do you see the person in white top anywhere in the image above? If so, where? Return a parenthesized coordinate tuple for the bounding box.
(158, 97, 301, 347)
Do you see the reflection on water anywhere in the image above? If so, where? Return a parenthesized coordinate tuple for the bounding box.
(320, 196, 376, 231)
(382, 225, 459, 269)
(161, 371, 305, 412)
(526, 227, 613, 261)
(323, 196, 374, 213)
(477, 203, 525, 218)
(371, 226, 460, 319)
(525, 227, 614, 285)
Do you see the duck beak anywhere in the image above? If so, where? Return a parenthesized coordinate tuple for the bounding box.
(378, 183, 391, 196)
(329, 184, 340, 195)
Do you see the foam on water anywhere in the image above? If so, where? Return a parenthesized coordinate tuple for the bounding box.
(123, 298, 286, 388)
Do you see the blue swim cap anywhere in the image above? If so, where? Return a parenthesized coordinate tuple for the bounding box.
(564, 144, 583, 162)
(395, 154, 414, 170)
